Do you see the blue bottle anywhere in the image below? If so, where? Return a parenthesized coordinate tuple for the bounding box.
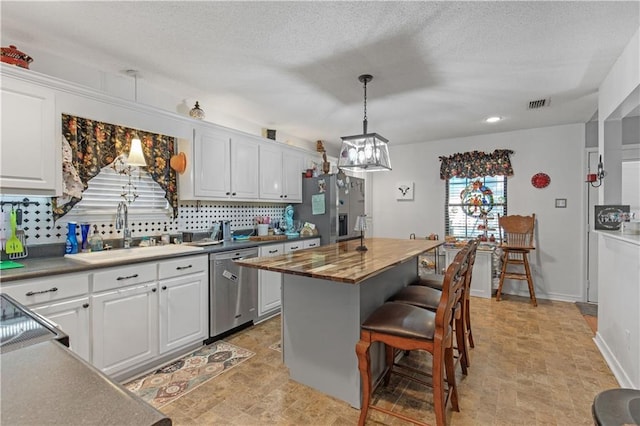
(65, 221, 79, 254)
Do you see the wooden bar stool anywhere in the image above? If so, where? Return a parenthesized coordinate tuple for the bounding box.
(355, 247, 469, 426)
(496, 214, 537, 306)
(390, 239, 478, 374)
(410, 239, 479, 352)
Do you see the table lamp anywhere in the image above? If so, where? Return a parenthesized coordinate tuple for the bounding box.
(354, 215, 368, 251)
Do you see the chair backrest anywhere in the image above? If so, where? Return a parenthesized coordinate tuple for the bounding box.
(463, 238, 480, 297)
(499, 214, 535, 248)
(435, 242, 470, 342)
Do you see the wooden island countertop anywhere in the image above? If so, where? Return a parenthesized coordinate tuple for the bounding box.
(235, 237, 442, 284)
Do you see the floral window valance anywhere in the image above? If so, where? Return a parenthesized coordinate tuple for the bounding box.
(439, 149, 514, 180)
(53, 114, 178, 220)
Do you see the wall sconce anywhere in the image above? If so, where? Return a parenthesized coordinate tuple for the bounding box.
(586, 155, 606, 188)
(354, 214, 368, 252)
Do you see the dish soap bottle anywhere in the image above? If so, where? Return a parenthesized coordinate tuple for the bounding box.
(89, 225, 104, 252)
(65, 221, 79, 254)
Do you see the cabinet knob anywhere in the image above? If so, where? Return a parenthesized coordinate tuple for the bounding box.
(152, 288, 157, 293)
(232, 192, 237, 196)
(161, 286, 167, 290)
(280, 195, 283, 198)
(284, 195, 287, 198)
(226, 192, 231, 195)
(82, 303, 90, 309)
(269, 249, 278, 254)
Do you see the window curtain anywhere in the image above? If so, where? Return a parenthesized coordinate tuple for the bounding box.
(53, 114, 178, 220)
(438, 149, 514, 180)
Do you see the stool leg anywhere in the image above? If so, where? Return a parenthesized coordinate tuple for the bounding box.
(445, 345, 459, 413)
(496, 251, 509, 301)
(433, 346, 447, 426)
(384, 345, 395, 386)
(465, 297, 475, 348)
(455, 311, 469, 375)
(523, 253, 537, 307)
(356, 337, 372, 426)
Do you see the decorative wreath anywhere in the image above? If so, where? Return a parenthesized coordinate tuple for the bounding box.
(460, 180, 494, 217)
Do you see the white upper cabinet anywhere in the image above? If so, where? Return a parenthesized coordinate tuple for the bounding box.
(0, 71, 60, 195)
(259, 143, 304, 203)
(179, 124, 259, 201)
(230, 133, 260, 199)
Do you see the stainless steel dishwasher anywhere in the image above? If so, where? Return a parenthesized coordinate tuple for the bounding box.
(208, 247, 258, 342)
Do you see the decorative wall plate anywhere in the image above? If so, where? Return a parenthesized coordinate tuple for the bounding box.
(531, 173, 550, 189)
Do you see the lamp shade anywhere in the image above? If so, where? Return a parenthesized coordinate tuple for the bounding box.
(354, 215, 368, 232)
(338, 133, 391, 172)
(127, 137, 147, 167)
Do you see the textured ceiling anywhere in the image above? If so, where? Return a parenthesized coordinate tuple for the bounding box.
(1, 1, 639, 151)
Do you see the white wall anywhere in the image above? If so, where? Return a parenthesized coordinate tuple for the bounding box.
(371, 123, 586, 302)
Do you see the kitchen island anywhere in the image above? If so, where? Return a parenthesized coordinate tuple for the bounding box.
(236, 237, 442, 408)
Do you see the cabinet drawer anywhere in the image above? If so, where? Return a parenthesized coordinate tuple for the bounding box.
(259, 243, 284, 257)
(284, 241, 304, 253)
(93, 263, 156, 293)
(158, 255, 208, 280)
(303, 238, 320, 249)
(1, 273, 89, 306)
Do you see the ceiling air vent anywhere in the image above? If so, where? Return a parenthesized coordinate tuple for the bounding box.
(528, 98, 550, 109)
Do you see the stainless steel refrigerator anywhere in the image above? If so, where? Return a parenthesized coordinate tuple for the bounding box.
(294, 174, 365, 245)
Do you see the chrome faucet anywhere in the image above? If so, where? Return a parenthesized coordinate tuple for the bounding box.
(116, 201, 132, 248)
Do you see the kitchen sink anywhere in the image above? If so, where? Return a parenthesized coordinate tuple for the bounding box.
(65, 244, 205, 264)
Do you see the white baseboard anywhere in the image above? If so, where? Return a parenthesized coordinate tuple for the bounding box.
(594, 332, 635, 388)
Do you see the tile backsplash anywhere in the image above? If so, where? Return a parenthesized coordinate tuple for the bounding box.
(0, 195, 285, 247)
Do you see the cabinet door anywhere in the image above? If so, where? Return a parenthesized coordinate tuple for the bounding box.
(282, 149, 303, 202)
(194, 127, 231, 198)
(0, 76, 59, 194)
(159, 270, 208, 354)
(32, 297, 91, 362)
(259, 143, 284, 201)
(258, 243, 284, 316)
(231, 135, 259, 199)
(92, 283, 158, 376)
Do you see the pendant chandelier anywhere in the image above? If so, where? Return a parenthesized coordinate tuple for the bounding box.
(337, 74, 391, 172)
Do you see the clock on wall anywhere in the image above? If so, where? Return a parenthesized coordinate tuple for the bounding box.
(531, 172, 551, 189)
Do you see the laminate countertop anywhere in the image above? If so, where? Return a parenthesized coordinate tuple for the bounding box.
(235, 237, 442, 284)
(1, 340, 170, 426)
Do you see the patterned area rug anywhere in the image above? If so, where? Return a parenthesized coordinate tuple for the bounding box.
(124, 341, 254, 408)
(269, 341, 282, 352)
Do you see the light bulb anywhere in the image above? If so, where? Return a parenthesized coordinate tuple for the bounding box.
(364, 142, 373, 160)
(357, 149, 365, 164)
(348, 147, 357, 162)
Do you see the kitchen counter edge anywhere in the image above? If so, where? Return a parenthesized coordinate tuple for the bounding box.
(0, 236, 319, 283)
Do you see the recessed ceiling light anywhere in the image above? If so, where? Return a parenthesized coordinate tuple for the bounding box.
(485, 116, 502, 123)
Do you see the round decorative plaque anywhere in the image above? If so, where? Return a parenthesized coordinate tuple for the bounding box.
(531, 172, 551, 189)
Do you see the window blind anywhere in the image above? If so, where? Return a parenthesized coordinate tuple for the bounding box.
(445, 176, 507, 240)
(69, 166, 169, 216)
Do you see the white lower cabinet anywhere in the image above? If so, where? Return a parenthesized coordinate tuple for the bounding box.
(91, 282, 159, 376)
(258, 243, 284, 316)
(2, 272, 90, 361)
(158, 255, 208, 354)
(32, 297, 91, 362)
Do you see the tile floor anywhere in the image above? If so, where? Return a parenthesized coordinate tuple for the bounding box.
(160, 296, 616, 425)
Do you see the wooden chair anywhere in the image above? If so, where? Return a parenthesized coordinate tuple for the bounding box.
(390, 239, 479, 374)
(355, 246, 470, 426)
(496, 214, 537, 306)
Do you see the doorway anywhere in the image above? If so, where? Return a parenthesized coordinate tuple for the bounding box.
(586, 149, 599, 303)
